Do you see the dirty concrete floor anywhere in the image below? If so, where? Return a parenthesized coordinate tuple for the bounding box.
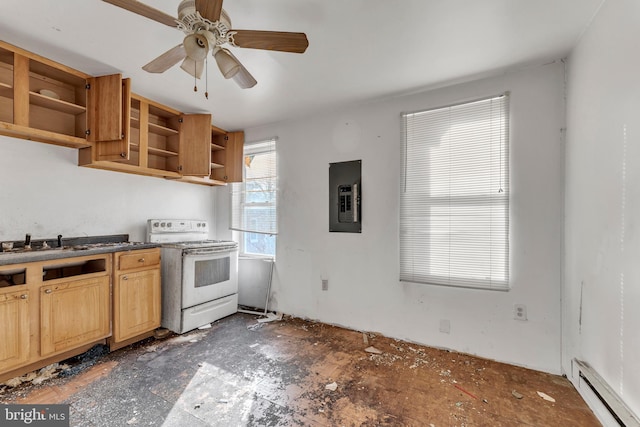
(1, 313, 600, 426)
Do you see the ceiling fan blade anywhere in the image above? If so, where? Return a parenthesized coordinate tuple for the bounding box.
(231, 30, 309, 53)
(142, 44, 187, 73)
(195, 0, 223, 22)
(102, 0, 177, 27)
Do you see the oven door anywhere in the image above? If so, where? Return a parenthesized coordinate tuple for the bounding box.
(182, 248, 238, 309)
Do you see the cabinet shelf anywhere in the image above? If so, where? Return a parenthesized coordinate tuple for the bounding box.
(148, 146, 178, 158)
(130, 142, 177, 158)
(130, 116, 140, 129)
(149, 121, 178, 136)
(0, 82, 12, 99)
(211, 162, 224, 169)
(211, 142, 224, 151)
(29, 91, 86, 115)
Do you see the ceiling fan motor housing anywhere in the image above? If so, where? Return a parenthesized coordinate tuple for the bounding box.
(178, 0, 196, 21)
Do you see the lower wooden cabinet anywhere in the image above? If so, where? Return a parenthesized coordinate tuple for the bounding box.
(113, 268, 160, 342)
(0, 249, 163, 380)
(40, 276, 110, 357)
(112, 248, 161, 346)
(0, 289, 30, 372)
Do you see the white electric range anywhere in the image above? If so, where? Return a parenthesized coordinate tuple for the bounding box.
(147, 219, 238, 334)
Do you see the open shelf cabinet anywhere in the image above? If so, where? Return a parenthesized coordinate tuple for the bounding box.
(0, 41, 123, 149)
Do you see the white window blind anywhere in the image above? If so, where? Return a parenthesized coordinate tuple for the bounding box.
(400, 93, 510, 290)
(230, 138, 277, 240)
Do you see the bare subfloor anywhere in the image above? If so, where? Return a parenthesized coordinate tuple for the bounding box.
(1, 313, 600, 426)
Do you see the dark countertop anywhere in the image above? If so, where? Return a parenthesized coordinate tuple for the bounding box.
(0, 236, 160, 267)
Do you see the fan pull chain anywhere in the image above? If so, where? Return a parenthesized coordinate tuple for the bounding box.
(205, 58, 209, 99)
(193, 60, 198, 92)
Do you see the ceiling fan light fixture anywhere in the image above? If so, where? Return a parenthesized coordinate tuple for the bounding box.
(183, 33, 209, 61)
(180, 56, 205, 79)
(232, 68, 258, 89)
(213, 47, 241, 79)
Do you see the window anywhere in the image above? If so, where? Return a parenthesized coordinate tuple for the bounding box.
(400, 93, 509, 290)
(230, 138, 277, 257)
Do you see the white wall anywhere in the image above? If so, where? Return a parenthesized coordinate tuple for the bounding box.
(217, 62, 566, 373)
(564, 0, 640, 417)
(0, 137, 216, 243)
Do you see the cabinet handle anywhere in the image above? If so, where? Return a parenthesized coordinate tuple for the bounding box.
(138, 258, 145, 263)
(44, 289, 52, 294)
(20, 294, 27, 300)
(123, 276, 128, 281)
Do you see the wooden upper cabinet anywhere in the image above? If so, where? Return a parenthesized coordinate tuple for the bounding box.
(86, 75, 130, 161)
(224, 131, 244, 182)
(211, 130, 244, 183)
(178, 113, 212, 176)
(0, 41, 93, 148)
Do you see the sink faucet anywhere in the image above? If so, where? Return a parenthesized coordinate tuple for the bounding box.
(57, 235, 63, 248)
(25, 233, 31, 249)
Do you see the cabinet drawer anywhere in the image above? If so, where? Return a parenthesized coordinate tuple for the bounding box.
(118, 249, 160, 271)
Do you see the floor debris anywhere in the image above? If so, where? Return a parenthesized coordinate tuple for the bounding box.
(257, 312, 284, 323)
(453, 384, 478, 400)
(325, 382, 338, 391)
(365, 346, 383, 354)
(198, 323, 212, 329)
(2, 362, 71, 388)
(537, 391, 556, 402)
(145, 345, 158, 353)
(363, 333, 369, 345)
(153, 328, 172, 339)
(512, 390, 524, 399)
(247, 323, 264, 331)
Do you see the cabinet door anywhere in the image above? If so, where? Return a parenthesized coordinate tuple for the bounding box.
(40, 277, 110, 357)
(87, 74, 129, 160)
(179, 113, 212, 176)
(113, 268, 161, 342)
(0, 290, 30, 371)
(224, 131, 244, 183)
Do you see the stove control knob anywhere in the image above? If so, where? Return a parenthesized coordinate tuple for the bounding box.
(167, 222, 172, 228)
(161, 222, 166, 227)
(153, 222, 159, 228)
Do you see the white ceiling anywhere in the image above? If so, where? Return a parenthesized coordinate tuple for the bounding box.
(0, 0, 603, 131)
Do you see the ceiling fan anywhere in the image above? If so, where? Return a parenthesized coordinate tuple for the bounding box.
(102, 0, 309, 90)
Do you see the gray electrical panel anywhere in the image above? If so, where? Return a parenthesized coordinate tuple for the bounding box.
(329, 160, 361, 233)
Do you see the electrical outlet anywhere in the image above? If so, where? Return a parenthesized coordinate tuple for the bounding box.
(514, 304, 527, 321)
(322, 279, 329, 291)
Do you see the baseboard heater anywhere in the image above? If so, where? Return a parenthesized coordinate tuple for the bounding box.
(574, 359, 640, 427)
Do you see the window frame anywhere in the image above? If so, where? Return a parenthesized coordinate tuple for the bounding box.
(230, 138, 277, 258)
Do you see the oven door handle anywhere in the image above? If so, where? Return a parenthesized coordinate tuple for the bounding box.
(183, 248, 237, 256)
